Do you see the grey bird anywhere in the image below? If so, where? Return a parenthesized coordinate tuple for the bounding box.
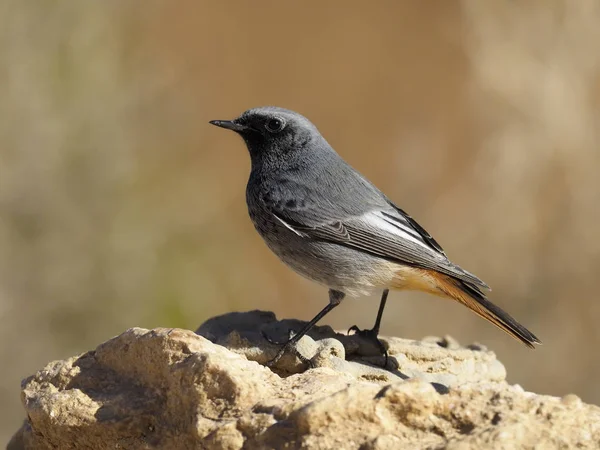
(209, 106, 541, 366)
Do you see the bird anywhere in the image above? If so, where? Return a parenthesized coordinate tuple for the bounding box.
(209, 106, 541, 366)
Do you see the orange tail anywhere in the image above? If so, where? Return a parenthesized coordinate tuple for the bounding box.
(393, 267, 541, 348)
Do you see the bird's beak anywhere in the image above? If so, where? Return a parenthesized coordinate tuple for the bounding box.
(209, 120, 248, 132)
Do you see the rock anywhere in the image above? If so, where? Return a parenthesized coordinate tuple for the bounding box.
(196, 310, 506, 387)
(9, 311, 600, 449)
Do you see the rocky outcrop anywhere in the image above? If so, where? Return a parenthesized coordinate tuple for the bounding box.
(8, 311, 600, 449)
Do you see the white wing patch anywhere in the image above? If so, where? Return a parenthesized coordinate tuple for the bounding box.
(273, 214, 307, 237)
(363, 211, 433, 250)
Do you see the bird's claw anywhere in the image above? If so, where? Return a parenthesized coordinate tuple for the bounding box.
(261, 328, 296, 346)
(261, 328, 313, 369)
(347, 325, 389, 368)
(295, 349, 316, 369)
(347, 324, 361, 335)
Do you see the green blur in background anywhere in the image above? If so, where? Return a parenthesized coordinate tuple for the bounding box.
(1, 0, 600, 444)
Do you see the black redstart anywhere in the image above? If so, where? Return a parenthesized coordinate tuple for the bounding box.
(210, 106, 540, 365)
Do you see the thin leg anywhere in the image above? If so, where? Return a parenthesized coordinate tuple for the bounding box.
(263, 289, 345, 367)
(372, 289, 389, 334)
(348, 289, 389, 367)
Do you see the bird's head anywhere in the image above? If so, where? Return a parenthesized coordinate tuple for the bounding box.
(210, 106, 323, 166)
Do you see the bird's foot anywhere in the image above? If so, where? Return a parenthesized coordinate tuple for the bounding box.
(347, 325, 389, 368)
(261, 329, 314, 369)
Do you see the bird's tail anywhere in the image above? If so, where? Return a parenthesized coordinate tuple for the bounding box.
(390, 266, 541, 348)
(429, 271, 541, 348)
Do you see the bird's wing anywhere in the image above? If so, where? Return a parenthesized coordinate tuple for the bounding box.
(272, 207, 489, 290)
(384, 201, 445, 255)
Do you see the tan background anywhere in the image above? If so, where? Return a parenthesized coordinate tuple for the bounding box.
(1, 1, 599, 444)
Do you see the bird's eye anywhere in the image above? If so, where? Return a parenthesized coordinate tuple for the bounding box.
(265, 117, 285, 133)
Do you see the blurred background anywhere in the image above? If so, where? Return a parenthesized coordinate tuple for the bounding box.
(1, 0, 600, 443)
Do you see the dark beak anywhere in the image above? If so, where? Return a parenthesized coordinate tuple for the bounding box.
(209, 120, 248, 132)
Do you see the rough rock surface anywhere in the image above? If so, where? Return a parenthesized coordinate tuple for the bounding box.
(196, 310, 506, 387)
(8, 311, 600, 450)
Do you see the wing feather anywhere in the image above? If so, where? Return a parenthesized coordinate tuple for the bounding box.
(273, 209, 489, 290)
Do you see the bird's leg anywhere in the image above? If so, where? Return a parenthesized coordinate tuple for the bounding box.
(262, 289, 345, 367)
(348, 289, 389, 366)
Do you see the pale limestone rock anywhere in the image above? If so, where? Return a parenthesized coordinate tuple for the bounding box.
(8, 311, 600, 449)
